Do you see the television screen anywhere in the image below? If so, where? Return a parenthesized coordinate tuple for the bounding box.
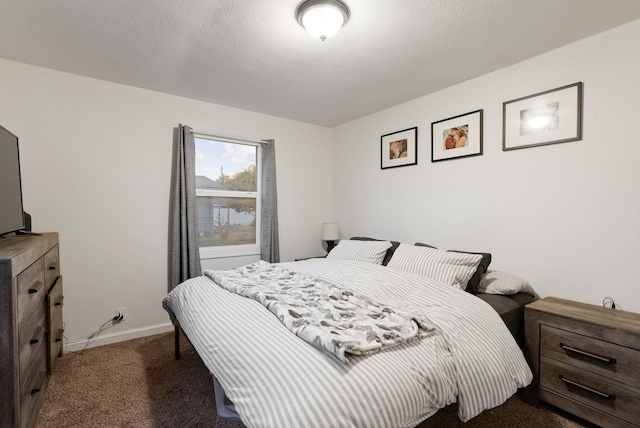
(0, 124, 25, 237)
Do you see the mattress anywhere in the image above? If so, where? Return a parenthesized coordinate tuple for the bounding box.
(164, 259, 532, 428)
(474, 292, 537, 347)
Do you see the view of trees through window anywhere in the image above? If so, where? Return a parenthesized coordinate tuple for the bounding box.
(194, 138, 258, 248)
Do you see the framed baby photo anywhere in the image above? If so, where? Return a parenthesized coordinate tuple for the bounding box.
(380, 127, 418, 169)
(431, 109, 483, 162)
(503, 82, 583, 151)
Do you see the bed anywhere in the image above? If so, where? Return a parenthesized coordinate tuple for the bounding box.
(163, 238, 536, 427)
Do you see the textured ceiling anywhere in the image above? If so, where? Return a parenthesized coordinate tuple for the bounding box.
(1, 1, 640, 127)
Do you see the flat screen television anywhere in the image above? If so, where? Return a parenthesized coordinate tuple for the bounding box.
(0, 124, 25, 237)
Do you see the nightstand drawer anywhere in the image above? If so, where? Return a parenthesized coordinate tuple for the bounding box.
(540, 324, 640, 388)
(541, 356, 640, 425)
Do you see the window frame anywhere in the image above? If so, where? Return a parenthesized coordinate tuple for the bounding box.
(194, 135, 262, 260)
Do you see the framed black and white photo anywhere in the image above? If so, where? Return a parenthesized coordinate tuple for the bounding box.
(431, 110, 483, 162)
(503, 82, 583, 151)
(381, 127, 418, 169)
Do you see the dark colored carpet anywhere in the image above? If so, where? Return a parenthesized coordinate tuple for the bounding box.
(36, 331, 592, 428)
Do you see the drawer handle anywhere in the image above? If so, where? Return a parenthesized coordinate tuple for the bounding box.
(31, 371, 46, 396)
(30, 326, 44, 345)
(48, 262, 59, 271)
(559, 343, 617, 364)
(559, 375, 616, 400)
(28, 280, 44, 294)
(55, 296, 64, 307)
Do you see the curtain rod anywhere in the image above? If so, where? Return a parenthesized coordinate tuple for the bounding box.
(190, 129, 268, 146)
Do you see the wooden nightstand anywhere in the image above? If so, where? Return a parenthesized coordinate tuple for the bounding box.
(524, 297, 640, 427)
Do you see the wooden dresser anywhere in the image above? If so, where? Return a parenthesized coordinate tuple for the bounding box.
(524, 297, 640, 428)
(0, 233, 64, 428)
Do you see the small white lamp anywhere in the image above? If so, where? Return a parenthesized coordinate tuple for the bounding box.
(296, 0, 350, 41)
(321, 222, 340, 253)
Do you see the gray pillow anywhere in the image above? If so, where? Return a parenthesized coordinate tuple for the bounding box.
(388, 244, 483, 290)
(415, 243, 491, 294)
(327, 239, 392, 265)
(350, 237, 400, 266)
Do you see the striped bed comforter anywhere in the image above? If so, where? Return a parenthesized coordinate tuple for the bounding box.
(206, 261, 433, 363)
(163, 259, 532, 428)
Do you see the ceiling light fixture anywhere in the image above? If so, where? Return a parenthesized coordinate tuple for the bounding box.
(296, 0, 350, 41)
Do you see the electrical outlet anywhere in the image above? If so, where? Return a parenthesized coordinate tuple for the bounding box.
(116, 307, 126, 321)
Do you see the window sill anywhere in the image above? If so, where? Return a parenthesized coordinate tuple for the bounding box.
(199, 244, 260, 260)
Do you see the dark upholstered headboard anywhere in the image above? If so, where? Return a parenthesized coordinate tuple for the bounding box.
(348, 236, 537, 347)
(349, 237, 490, 293)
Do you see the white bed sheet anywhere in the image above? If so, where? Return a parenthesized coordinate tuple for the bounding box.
(164, 259, 532, 428)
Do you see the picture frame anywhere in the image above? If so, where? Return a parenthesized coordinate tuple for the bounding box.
(503, 82, 583, 151)
(380, 127, 418, 169)
(431, 109, 483, 162)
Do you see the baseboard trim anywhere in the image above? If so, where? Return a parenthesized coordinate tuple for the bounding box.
(64, 322, 174, 353)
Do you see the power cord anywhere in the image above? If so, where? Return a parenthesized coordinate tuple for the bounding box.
(602, 296, 621, 310)
(64, 315, 124, 354)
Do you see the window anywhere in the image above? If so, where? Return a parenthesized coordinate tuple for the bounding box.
(194, 136, 260, 258)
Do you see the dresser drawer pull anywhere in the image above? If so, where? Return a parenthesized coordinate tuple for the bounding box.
(28, 280, 44, 294)
(31, 371, 46, 395)
(54, 296, 64, 307)
(48, 262, 59, 271)
(559, 343, 617, 364)
(559, 375, 616, 400)
(30, 326, 44, 345)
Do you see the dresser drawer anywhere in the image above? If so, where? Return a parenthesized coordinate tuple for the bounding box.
(18, 305, 47, 388)
(43, 246, 60, 290)
(541, 356, 640, 425)
(541, 324, 640, 388)
(47, 276, 64, 328)
(46, 276, 64, 373)
(48, 327, 64, 374)
(19, 351, 47, 428)
(17, 258, 45, 332)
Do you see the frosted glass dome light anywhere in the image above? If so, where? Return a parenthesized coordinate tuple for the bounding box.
(296, 0, 350, 41)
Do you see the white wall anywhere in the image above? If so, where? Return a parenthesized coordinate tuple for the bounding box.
(332, 19, 640, 313)
(3, 18, 639, 349)
(0, 59, 333, 349)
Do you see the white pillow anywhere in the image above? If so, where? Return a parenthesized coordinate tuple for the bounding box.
(478, 270, 537, 297)
(326, 240, 392, 265)
(387, 243, 482, 290)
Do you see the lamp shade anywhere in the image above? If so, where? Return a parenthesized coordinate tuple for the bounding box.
(321, 223, 340, 241)
(296, 0, 350, 41)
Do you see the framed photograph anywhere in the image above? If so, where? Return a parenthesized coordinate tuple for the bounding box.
(503, 82, 583, 151)
(431, 110, 483, 162)
(380, 127, 418, 169)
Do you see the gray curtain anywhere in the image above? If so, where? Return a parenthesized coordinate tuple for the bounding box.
(168, 124, 202, 292)
(260, 139, 280, 263)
